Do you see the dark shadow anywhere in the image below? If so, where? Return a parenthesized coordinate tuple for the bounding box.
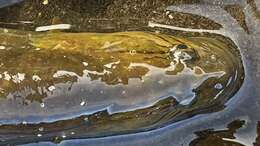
(253, 121, 260, 146)
(190, 120, 246, 146)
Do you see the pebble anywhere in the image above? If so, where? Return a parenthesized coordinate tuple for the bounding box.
(0, 46, 5, 50)
(39, 127, 44, 131)
(80, 101, 87, 106)
(42, 0, 48, 5)
(40, 103, 45, 108)
(214, 83, 223, 90)
(48, 85, 56, 91)
(37, 134, 42, 137)
(82, 62, 88, 67)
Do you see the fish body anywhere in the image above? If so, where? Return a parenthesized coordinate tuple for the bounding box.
(0, 29, 244, 132)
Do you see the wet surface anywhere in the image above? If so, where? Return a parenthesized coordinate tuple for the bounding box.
(0, 0, 258, 146)
(190, 120, 246, 146)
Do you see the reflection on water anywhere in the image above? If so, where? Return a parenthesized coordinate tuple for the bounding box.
(190, 120, 246, 146)
(190, 120, 260, 146)
(0, 0, 250, 145)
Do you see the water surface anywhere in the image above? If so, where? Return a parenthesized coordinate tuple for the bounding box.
(0, 0, 257, 146)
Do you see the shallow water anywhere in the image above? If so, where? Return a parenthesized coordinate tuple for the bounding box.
(0, 0, 258, 146)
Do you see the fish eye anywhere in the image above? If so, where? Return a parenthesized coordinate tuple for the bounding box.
(176, 44, 188, 50)
(169, 44, 199, 61)
(183, 48, 200, 61)
(170, 47, 200, 61)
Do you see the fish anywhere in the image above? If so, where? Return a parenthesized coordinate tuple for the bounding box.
(0, 28, 244, 135)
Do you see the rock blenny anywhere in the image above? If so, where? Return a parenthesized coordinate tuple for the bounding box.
(0, 28, 244, 140)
